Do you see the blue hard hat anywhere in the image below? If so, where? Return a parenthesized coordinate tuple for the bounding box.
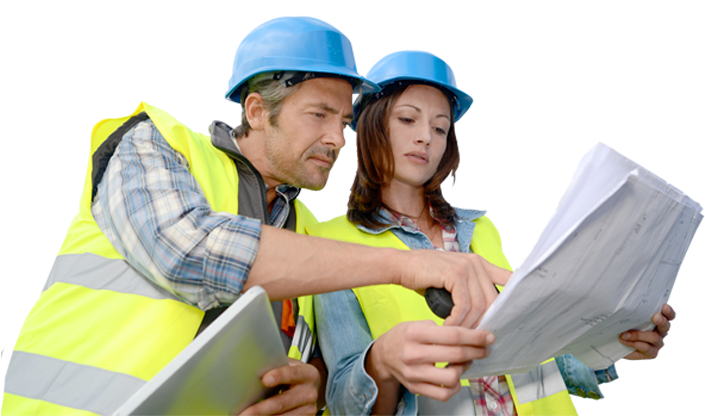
(352, 51, 473, 130)
(226, 17, 378, 103)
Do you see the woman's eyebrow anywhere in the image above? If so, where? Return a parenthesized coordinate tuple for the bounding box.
(396, 104, 450, 120)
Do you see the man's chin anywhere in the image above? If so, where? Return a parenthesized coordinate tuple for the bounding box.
(287, 172, 329, 191)
(300, 178, 328, 191)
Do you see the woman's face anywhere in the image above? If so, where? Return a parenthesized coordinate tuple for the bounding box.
(387, 84, 451, 190)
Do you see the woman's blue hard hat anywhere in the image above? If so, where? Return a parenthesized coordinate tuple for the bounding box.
(352, 51, 473, 130)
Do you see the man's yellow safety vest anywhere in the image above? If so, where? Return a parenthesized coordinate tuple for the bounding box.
(306, 215, 577, 416)
(3, 103, 318, 416)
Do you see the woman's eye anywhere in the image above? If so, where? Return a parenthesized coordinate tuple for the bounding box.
(434, 127, 447, 135)
(399, 117, 414, 124)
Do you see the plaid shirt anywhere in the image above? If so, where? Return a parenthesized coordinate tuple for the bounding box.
(382, 207, 517, 416)
(92, 119, 299, 311)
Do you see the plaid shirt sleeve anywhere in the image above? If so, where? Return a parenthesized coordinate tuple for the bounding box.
(92, 119, 261, 311)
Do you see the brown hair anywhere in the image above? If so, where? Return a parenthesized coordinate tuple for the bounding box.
(347, 85, 460, 228)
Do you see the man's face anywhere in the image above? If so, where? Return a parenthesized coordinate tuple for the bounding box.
(263, 78, 353, 190)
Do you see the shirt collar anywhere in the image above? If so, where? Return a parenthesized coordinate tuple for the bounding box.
(263, 182, 301, 202)
(355, 206, 487, 235)
(209, 120, 302, 201)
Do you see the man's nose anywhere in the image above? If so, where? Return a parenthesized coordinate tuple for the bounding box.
(322, 123, 346, 149)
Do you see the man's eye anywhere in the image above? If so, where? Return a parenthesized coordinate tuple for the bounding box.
(342, 121, 351, 129)
(313, 113, 325, 118)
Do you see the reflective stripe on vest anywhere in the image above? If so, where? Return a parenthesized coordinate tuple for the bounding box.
(44, 253, 181, 300)
(4, 103, 318, 415)
(5, 351, 145, 416)
(305, 215, 576, 416)
(416, 361, 567, 415)
(510, 360, 565, 405)
(289, 296, 315, 362)
(5, 252, 204, 415)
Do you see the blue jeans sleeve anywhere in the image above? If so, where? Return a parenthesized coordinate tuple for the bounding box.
(313, 290, 417, 415)
(554, 354, 619, 400)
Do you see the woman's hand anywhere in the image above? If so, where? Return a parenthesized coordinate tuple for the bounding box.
(365, 320, 494, 413)
(619, 304, 675, 360)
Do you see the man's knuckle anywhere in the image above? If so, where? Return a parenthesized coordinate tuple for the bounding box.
(263, 397, 283, 414)
(303, 387, 318, 403)
(301, 404, 318, 415)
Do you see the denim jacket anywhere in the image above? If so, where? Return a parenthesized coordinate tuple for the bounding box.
(314, 208, 617, 415)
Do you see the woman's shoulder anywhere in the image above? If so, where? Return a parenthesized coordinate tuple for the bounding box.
(452, 207, 502, 238)
(452, 207, 487, 223)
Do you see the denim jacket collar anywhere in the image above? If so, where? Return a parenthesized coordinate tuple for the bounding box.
(355, 207, 486, 253)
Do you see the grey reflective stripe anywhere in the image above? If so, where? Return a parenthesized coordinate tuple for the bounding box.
(510, 360, 567, 405)
(5, 351, 145, 415)
(44, 253, 181, 301)
(417, 387, 477, 415)
(291, 315, 314, 362)
(418, 361, 567, 413)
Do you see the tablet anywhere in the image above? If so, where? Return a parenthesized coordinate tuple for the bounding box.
(112, 286, 288, 415)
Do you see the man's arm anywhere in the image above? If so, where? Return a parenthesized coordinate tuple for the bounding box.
(93, 119, 257, 310)
(95, 119, 509, 325)
(248, 225, 510, 327)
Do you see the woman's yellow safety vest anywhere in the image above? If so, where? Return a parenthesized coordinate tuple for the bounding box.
(3, 103, 318, 416)
(306, 215, 577, 416)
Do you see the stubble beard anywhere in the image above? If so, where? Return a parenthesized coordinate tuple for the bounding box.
(265, 130, 337, 191)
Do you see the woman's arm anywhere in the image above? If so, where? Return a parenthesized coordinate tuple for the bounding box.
(314, 290, 392, 415)
(314, 290, 495, 415)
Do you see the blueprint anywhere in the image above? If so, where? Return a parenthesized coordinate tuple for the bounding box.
(464, 143, 702, 378)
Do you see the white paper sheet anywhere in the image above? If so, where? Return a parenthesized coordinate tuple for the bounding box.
(464, 143, 702, 378)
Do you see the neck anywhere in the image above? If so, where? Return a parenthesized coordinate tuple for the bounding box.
(236, 132, 282, 207)
(381, 182, 428, 223)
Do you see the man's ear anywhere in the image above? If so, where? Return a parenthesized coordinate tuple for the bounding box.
(244, 92, 266, 131)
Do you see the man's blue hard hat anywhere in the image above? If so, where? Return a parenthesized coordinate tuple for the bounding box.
(226, 17, 378, 103)
(352, 51, 473, 130)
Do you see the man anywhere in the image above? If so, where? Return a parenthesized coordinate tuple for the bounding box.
(2, 17, 510, 415)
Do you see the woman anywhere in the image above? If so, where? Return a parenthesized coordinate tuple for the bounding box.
(306, 51, 668, 415)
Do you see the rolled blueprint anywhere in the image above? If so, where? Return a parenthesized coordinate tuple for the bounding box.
(464, 143, 702, 377)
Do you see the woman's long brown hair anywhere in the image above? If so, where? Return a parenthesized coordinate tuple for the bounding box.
(347, 84, 460, 228)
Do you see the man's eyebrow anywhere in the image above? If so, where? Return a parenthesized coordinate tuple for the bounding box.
(313, 103, 353, 120)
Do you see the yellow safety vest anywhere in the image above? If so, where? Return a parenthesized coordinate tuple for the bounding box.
(3, 103, 317, 416)
(306, 215, 577, 416)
